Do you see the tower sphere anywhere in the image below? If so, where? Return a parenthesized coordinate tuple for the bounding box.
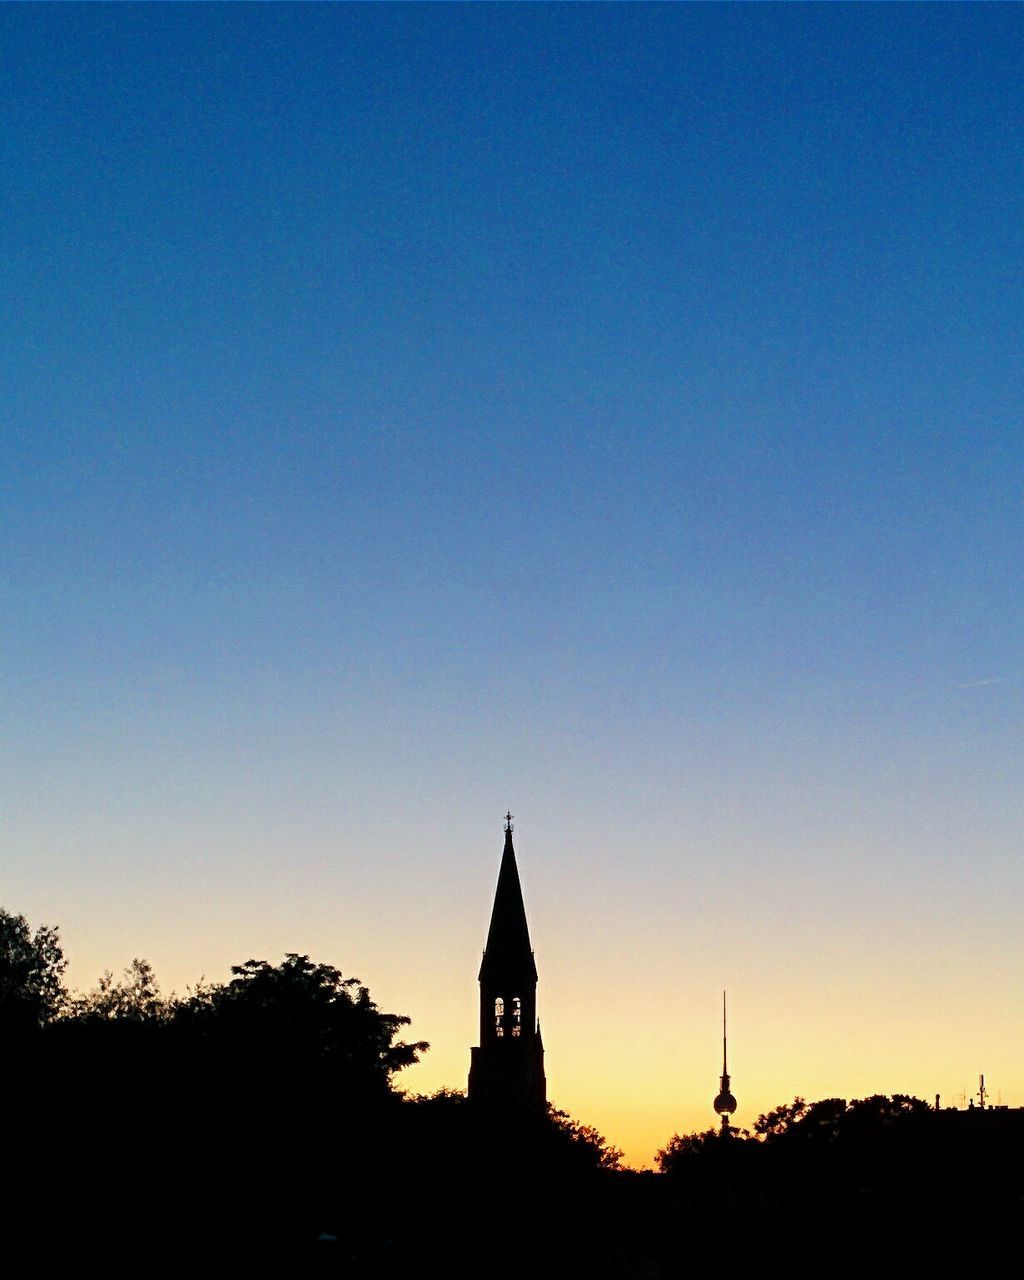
(714, 1086, 737, 1116)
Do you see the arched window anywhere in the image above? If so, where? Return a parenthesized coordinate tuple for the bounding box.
(495, 997, 504, 1018)
(495, 996, 504, 1036)
(512, 997, 522, 1036)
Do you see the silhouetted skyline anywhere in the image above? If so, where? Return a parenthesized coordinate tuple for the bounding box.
(4, 5, 1023, 1168)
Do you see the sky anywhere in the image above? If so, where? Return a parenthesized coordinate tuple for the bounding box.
(3, 4, 1022, 1168)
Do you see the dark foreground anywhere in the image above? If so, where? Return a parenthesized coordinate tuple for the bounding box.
(5, 934, 1022, 1277)
(8, 1089, 1024, 1278)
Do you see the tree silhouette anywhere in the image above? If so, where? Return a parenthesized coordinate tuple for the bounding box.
(73, 958, 166, 1022)
(656, 1123, 759, 1192)
(548, 1104, 625, 1171)
(176, 952, 428, 1096)
(13, 910, 1024, 1277)
(0, 908, 67, 1034)
(753, 1096, 807, 1138)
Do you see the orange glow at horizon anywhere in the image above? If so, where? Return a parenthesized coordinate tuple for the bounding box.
(35, 939, 1024, 1170)
(43, 834, 1023, 1173)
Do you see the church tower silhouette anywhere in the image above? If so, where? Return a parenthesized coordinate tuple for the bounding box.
(468, 814, 546, 1110)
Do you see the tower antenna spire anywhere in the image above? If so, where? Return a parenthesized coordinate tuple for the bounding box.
(713, 989, 737, 1133)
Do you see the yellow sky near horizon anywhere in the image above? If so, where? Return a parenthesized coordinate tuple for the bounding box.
(46, 857, 1024, 1172)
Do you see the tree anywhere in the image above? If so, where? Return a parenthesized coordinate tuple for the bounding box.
(656, 1125, 756, 1183)
(548, 1105, 625, 1171)
(845, 1092, 930, 1127)
(405, 1086, 468, 1107)
(178, 952, 428, 1097)
(753, 1096, 807, 1139)
(656, 1128, 721, 1172)
(0, 908, 67, 1032)
(73, 958, 166, 1022)
(753, 1096, 849, 1145)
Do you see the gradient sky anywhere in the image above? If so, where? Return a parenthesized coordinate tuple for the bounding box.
(3, 5, 1022, 1167)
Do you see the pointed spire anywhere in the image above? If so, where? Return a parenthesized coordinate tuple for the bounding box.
(713, 990, 737, 1126)
(479, 813, 538, 982)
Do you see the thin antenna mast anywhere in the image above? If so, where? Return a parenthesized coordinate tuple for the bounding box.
(713, 990, 737, 1132)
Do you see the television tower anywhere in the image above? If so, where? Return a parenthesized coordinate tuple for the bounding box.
(713, 990, 737, 1133)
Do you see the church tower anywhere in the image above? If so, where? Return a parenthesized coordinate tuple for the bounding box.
(468, 814, 546, 1111)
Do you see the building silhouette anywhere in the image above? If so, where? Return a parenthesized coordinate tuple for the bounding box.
(468, 814, 546, 1110)
(713, 990, 737, 1132)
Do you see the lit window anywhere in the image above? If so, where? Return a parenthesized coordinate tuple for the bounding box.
(512, 997, 522, 1025)
(494, 997, 504, 1018)
(496, 1026, 504, 1037)
(511, 1026, 521, 1037)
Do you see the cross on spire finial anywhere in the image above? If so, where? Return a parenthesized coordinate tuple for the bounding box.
(504, 810, 514, 833)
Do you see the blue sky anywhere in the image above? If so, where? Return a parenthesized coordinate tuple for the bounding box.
(3, 5, 1022, 1161)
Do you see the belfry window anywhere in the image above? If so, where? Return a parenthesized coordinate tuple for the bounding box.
(512, 997, 522, 1035)
(495, 996, 504, 1036)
